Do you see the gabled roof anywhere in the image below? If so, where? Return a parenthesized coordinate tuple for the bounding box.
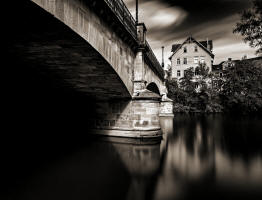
(171, 44, 181, 52)
(169, 36, 215, 60)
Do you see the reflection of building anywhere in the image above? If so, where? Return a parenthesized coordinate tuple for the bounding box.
(167, 122, 215, 179)
(169, 36, 215, 79)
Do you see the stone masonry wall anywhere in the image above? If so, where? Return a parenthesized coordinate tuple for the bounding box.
(32, 0, 135, 95)
(144, 62, 166, 95)
(32, 0, 166, 97)
(88, 100, 160, 132)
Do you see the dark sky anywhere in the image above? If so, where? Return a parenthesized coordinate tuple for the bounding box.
(123, 0, 256, 64)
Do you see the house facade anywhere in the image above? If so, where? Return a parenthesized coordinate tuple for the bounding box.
(169, 36, 215, 79)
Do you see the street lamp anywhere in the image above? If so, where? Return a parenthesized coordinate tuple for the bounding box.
(136, 0, 138, 24)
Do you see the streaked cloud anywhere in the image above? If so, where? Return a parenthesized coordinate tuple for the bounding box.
(123, 0, 257, 65)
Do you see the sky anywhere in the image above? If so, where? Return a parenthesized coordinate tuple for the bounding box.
(123, 0, 257, 65)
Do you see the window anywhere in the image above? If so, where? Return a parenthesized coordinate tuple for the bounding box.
(184, 47, 187, 53)
(200, 56, 205, 63)
(194, 57, 199, 64)
(177, 70, 181, 77)
(183, 57, 187, 64)
(177, 58, 180, 65)
(194, 45, 198, 52)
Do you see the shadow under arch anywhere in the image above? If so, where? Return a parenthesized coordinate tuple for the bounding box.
(4, 0, 131, 101)
(146, 82, 161, 95)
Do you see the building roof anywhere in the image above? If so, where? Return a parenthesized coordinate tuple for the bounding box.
(212, 57, 262, 71)
(171, 44, 181, 52)
(169, 36, 215, 60)
(199, 40, 213, 51)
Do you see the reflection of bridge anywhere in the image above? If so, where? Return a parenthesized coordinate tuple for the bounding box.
(6, 0, 173, 137)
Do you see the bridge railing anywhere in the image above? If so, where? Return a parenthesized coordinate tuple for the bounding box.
(145, 41, 165, 79)
(104, 0, 164, 80)
(104, 0, 137, 39)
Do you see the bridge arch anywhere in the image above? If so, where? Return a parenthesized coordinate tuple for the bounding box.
(6, 0, 135, 100)
(146, 82, 160, 95)
(4, 0, 174, 138)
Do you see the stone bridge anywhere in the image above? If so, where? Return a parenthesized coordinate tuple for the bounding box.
(5, 0, 173, 137)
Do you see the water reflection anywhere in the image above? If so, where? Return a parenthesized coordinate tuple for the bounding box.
(3, 115, 262, 200)
(106, 137, 161, 200)
(154, 115, 262, 200)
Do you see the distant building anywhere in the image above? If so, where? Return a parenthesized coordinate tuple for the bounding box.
(169, 36, 215, 80)
(212, 58, 238, 78)
(212, 56, 262, 83)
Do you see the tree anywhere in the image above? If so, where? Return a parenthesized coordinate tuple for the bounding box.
(179, 67, 195, 92)
(195, 62, 210, 91)
(221, 59, 262, 113)
(233, 0, 262, 55)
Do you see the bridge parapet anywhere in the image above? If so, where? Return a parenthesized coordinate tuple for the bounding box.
(145, 41, 165, 81)
(104, 0, 137, 40)
(103, 0, 164, 80)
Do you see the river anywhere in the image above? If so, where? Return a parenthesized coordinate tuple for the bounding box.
(2, 114, 262, 200)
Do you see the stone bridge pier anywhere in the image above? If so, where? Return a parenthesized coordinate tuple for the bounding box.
(91, 23, 173, 138)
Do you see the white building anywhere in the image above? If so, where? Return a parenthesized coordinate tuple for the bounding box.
(169, 36, 215, 79)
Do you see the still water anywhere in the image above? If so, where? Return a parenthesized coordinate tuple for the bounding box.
(3, 115, 262, 200)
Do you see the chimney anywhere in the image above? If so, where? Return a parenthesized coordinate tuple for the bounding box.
(207, 38, 211, 51)
(161, 46, 164, 68)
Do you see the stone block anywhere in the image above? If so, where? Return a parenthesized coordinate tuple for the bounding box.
(146, 107, 159, 115)
(135, 120, 149, 127)
(131, 114, 141, 120)
(151, 121, 160, 126)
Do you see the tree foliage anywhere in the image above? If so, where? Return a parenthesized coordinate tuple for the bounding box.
(221, 60, 262, 113)
(233, 0, 262, 55)
(167, 63, 223, 113)
(167, 59, 262, 114)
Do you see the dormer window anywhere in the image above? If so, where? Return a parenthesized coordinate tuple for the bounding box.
(184, 47, 187, 53)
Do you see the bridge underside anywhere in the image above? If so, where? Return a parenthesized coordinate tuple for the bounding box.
(3, 1, 173, 138)
(4, 1, 130, 101)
